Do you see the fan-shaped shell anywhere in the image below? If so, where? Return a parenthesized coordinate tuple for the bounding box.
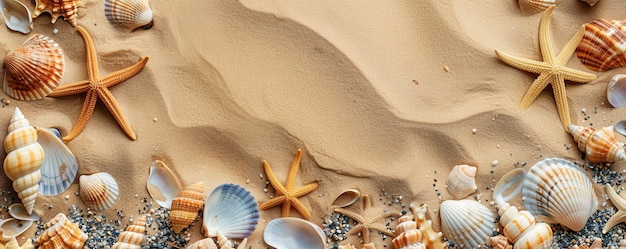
(35, 213, 87, 249)
(576, 19, 626, 72)
(79, 172, 119, 211)
(104, 0, 153, 31)
(0, 0, 33, 34)
(445, 164, 477, 199)
(522, 158, 598, 231)
(0, 218, 33, 241)
(440, 199, 494, 248)
(146, 160, 182, 209)
(111, 215, 146, 249)
(3, 34, 64, 101)
(3, 107, 43, 215)
(392, 215, 426, 249)
(32, 0, 82, 26)
(608, 74, 626, 108)
(4, 236, 34, 249)
(171, 180, 205, 233)
(36, 127, 78, 196)
(518, 0, 557, 14)
(567, 125, 626, 163)
(264, 217, 326, 249)
(202, 183, 259, 239)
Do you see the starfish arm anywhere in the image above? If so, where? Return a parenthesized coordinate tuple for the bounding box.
(48, 80, 91, 97)
(100, 56, 150, 88)
(369, 223, 395, 237)
(263, 161, 288, 195)
(495, 50, 550, 74)
(334, 208, 367, 224)
(290, 198, 312, 220)
(556, 26, 586, 66)
(76, 26, 100, 81)
(97, 88, 137, 140)
(519, 72, 552, 109)
(551, 75, 571, 128)
(292, 183, 319, 197)
(63, 90, 98, 142)
(606, 184, 626, 211)
(560, 67, 597, 83)
(539, 6, 556, 65)
(347, 224, 365, 236)
(281, 199, 292, 218)
(258, 195, 287, 210)
(602, 211, 626, 234)
(286, 149, 302, 191)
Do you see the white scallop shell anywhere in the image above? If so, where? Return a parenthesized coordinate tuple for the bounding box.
(0, 0, 32, 34)
(104, 0, 153, 31)
(146, 160, 182, 209)
(440, 199, 494, 248)
(36, 127, 78, 196)
(8, 203, 40, 221)
(79, 172, 119, 211)
(202, 183, 259, 239)
(0, 218, 33, 241)
(445, 164, 477, 199)
(522, 158, 598, 231)
(608, 74, 626, 108)
(263, 217, 326, 249)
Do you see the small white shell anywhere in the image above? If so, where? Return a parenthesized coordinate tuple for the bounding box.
(8, 203, 40, 221)
(264, 217, 326, 249)
(608, 74, 626, 108)
(146, 160, 182, 209)
(445, 164, 477, 199)
(0, 0, 32, 34)
(202, 183, 259, 239)
(36, 127, 78, 196)
(332, 188, 360, 208)
(104, 0, 153, 31)
(440, 199, 494, 248)
(616, 120, 626, 137)
(79, 172, 119, 211)
(0, 218, 33, 241)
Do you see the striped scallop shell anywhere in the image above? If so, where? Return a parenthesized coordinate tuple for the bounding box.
(523, 158, 598, 231)
(37, 127, 78, 196)
(203, 184, 260, 239)
(33, 0, 81, 26)
(3, 34, 64, 101)
(4, 107, 43, 215)
(518, 0, 557, 14)
(35, 213, 88, 249)
(440, 199, 494, 248)
(576, 19, 626, 72)
(392, 215, 426, 249)
(567, 125, 626, 163)
(104, 0, 153, 31)
(79, 172, 119, 211)
(445, 164, 477, 199)
(111, 215, 146, 249)
(171, 181, 205, 233)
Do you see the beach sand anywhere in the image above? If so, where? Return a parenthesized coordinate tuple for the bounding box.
(1, 0, 626, 248)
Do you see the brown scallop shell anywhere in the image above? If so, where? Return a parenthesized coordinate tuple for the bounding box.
(170, 181, 205, 233)
(111, 215, 146, 249)
(35, 213, 88, 249)
(33, 0, 82, 26)
(3, 34, 64, 101)
(576, 19, 626, 72)
(79, 172, 119, 211)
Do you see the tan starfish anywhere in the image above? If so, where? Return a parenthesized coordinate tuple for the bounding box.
(603, 184, 626, 234)
(258, 149, 319, 220)
(334, 195, 400, 245)
(48, 26, 149, 142)
(495, 6, 596, 130)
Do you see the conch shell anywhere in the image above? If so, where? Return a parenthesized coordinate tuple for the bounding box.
(32, 0, 82, 26)
(3, 107, 43, 215)
(567, 124, 626, 163)
(35, 213, 88, 249)
(392, 215, 426, 249)
(170, 180, 204, 233)
(111, 215, 146, 249)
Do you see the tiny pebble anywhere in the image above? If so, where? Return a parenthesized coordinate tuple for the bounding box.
(471, 128, 477, 134)
(53, 28, 58, 34)
(491, 160, 498, 166)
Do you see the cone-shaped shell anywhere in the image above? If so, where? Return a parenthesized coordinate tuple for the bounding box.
(203, 183, 259, 239)
(518, 0, 557, 14)
(104, 0, 153, 31)
(445, 164, 477, 199)
(33, 0, 82, 26)
(567, 125, 626, 163)
(111, 215, 146, 249)
(440, 199, 494, 248)
(3, 34, 64, 101)
(3, 107, 43, 215)
(36, 127, 78, 196)
(496, 203, 553, 249)
(392, 215, 426, 249)
(79, 172, 119, 211)
(171, 181, 205, 233)
(522, 158, 598, 231)
(35, 213, 87, 249)
(576, 19, 626, 72)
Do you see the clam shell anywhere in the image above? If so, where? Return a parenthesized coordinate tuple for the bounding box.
(104, 0, 153, 31)
(8, 203, 40, 221)
(3, 34, 64, 101)
(5, 236, 34, 249)
(202, 183, 259, 239)
(0, 218, 33, 241)
(146, 160, 182, 209)
(0, 0, 32, 34)
(264, 217, 326, 249)
(607, 74, 626, 108)
(170, 181, 205, 233)
(34, 213, 87, 249)
(522, 158, 598, 231)
(36, 127, 78, 196)
(332, 188, 360, 208)
(445, 164, 477, 199)
(576, 19, 626, 72)
(79, 172, 119, 211)
(518, 0, 557, 14)
(111, 215, 146, 249)
(33, 0, 81, 26)
(440, 199, 494, 248)
(568, 125, 626, 163)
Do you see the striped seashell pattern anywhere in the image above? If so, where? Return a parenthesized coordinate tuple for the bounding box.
(408, 202, 447, 249)
(576, 19, 626, 72)
(33, 0, 82, 26)
(170, 180, 205, 233)
(104, 0, 153, 31)
(567, 125, 626, 163)
(445, 164, 477, 199)
(111, 215, 146, 249)
(440, 199, 494, 248)
(79, 172, 119, 210)
(37, 127, 78, 196)
(392, 215, 426, 249)
(518, 0, 557, 14)
(35, 213, 88, 249)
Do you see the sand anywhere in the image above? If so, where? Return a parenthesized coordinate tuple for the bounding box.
(0, 0, 625, 248)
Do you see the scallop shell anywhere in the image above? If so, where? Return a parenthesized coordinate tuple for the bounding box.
(408, 202, 447, 249)
(4, 236, 34, 249)
(111, 215, 146, 249)
(202, 183, 259, 239)
(36, 127, 78, 196)
(0, 218, 33, 241)
(440, 199, 494, 248)
(3, 34, 64, 101)
(522, 158, 598, 231)
(0, 0, 33, 34)
(608, 74, 626, 108)
(186, 235, 248, 249)
(576, 19, 626, 72)
(146, 160, 182, 209)
(170, 180, 205, 233)
(263, 217, 326, 249)
(445, 164, 477, 199)
(79, 172, 119, 211)
(35, 213, 88, 249)
(8, 203, 40, 221)
(567, 124, 626, 163)
(32, 0, 82, 26)
(392, 215, 426, 249)
(104, 0, 153, 31)
(3, 107, 43, 215)
(518, 0, 557, 14)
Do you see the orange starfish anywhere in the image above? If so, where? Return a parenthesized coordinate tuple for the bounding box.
(334, 195, 400, 245)
(48, 26, 149, 142)
(258, 149, 319, 220)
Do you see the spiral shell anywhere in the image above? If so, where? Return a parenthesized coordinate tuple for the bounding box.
(4, 236, 34, 249)
(445, 164, 477, 199)
(576, 19, 626, 72)
(171, 180, 205, 233)
(392, 215, 426, 249)
(111, 215, 146, 249)
(104, 0, 153, 31)
(491, 235, 513, 249)
(567, 125, 626, 163)
(79, 172, 119, 211)
(32, 0, 82, 26)
(517, 0, 557, 14)
(440, 199, 494, 248)
(3, 34, 64, 101)
(3, 107, 43, 215)
(408, 202, 447, 249)
(35, 213, 88, 249)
